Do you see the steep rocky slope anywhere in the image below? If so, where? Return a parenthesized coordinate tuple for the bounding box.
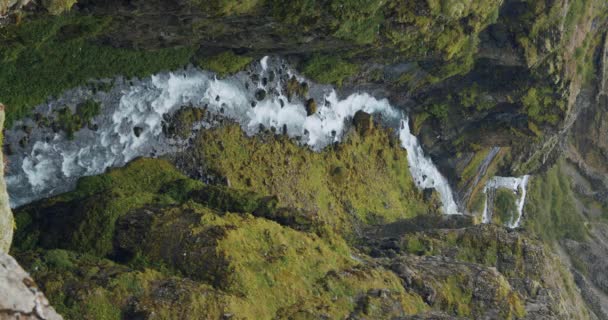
(1, 0, 608, 319)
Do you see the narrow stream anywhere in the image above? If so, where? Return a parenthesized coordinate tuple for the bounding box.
(5, 57, 460, 215)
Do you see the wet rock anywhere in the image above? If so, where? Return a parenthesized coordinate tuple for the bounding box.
(353, 110, 373, 135)
(19, 136, 29, 148)
(286, 76, 308, 101)
(133, 126, 144, 137)
(255, 89, 266, 101)
(305, 99, 317, 116)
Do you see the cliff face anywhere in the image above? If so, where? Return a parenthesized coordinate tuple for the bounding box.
(0, 106, 60, 319)
(2, 0, 608, 319)
(0, 106, 14, 252)
(0, 251, 62, 319)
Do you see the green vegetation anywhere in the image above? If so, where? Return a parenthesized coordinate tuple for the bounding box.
(0, 14, 195, 127)
(302, 54, 360, 86)
(194, 124, 432, 232)
(437, 275, 473, 317)
(271, 0, 386, 45)
(521, 87, 563, 125)
(54, 100, 100, 139)
(458, 83, 495, 111)
(42, 0, 78, 15)
(493, 189, 518, 225)
(195, 51, 253, 77)
(525, 161, 587, 242)
(14, 159, 195, 256)
(427, 103, 449, 121)
(164, 106, 207, 139)
(192, 0, 263, 16)
(564, 0, 590, 39)
(459, 148, 490, 188)
(12, 155, 433, 319)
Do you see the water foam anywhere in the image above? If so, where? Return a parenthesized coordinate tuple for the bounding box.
(6, 57, 460, 215)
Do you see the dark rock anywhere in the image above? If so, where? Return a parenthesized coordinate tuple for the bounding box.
(255, 89, 266, 101)
(133, 126, 144, 137)
(305, 99, 317, 116)
(353, 110, 373, 135)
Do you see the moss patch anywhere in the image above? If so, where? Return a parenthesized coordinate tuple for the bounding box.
(302, 54, 359, 86)
(525, 160, 587, 242)
(191, 124, 432, 232)
(0, 14, 195, 127)
(195, 51, 253, 77)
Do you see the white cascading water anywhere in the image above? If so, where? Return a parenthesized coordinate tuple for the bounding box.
(5, 57, 460, 215)
(481, 175, 530, 228)
(399, 119, 459, 215)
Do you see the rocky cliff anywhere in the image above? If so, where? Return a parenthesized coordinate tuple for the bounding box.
(0, 106, 13, 252)
(1, 0, 608, 319)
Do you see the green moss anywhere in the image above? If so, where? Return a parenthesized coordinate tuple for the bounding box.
(13, 158, 193, 256)
(458, 83, 495, 111)
(195, 51, 253, 77)
(0, 14, 195, 127)
(302, 54, 359, 86)
(53, 100, 100, 139)
(164, 107, 206, 139)
(191, 0, 263, 16)
(193, 124, 431, 232)
(438, 275, 473, 317)
(459, 148, 490, 187)
(525, 160, 587, 242)
(17, 202, 429, 319)
(328, 0, 386, 45)
(492, 188, 518, 225)
(42, 0, 77, 15)
(271, 0, 385, 45)
(427, 103, 449, 121)
(521, 86, 562, 125)
(84, 290, 121, 320)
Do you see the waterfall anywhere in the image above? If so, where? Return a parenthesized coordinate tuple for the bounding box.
(399, 119, 459, 215)
(5, 57, 459, 214)
(482, 175, 530, 228)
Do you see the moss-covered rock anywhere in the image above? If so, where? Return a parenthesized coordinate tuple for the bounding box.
(163, 106, 207, 139)
(181, 124, 433, 233)
(301, 54, 360, 86)
(42, 0, 77, 15)
(195, 51, 253, 77)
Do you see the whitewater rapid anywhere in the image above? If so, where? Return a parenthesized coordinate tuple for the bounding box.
(5, 57, 460, 214)
(481, 175, 530, 228)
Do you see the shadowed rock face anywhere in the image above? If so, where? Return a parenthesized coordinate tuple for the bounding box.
(2, 0, 608, 319)
(0, 251, 62, 320)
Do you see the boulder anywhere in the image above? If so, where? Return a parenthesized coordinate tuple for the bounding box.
(305, 98, 317, 116)
(353, 110, 373, 135)
(0, 251, 62, 319)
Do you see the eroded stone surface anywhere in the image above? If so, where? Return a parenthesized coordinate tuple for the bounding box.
(0, 251, 62, 320)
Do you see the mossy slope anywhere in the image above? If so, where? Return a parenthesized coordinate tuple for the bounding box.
(187, 123, 433, 233)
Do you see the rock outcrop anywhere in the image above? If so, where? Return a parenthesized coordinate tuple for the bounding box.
(0, 105, 13, 252)
(0, 251, 62, 319)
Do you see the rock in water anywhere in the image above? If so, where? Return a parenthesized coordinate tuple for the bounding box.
(353, 110, 373, 135)
(255, 89, 266, 101)
(133, 126, 144, 138)
(0, 251, 62, 319)
(305, 98, 317, 116)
